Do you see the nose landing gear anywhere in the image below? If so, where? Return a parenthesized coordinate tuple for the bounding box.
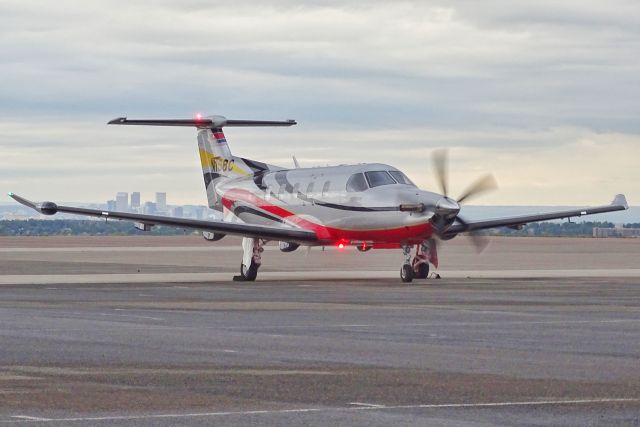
(400, 239, 439, 283)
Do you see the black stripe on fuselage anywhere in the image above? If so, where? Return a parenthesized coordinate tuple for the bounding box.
(203, 172, 222, 189)
(241, 158, 270, 172)
(312, 200, 400, 212)
(233, 205, 285, 224)
(293, 191, 399, 212)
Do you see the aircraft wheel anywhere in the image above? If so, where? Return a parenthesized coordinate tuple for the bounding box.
(400, 264, 414, 283)
(240, 261, 258, 281)
(415, 263, 429, 279)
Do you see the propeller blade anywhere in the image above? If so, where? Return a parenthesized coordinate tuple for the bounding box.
(432, 149, 449, 198)
(456, 173, 497, 204)
(455, 215, 490, 253)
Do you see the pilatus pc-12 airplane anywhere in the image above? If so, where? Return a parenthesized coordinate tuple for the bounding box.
(10, 115, 629, 282)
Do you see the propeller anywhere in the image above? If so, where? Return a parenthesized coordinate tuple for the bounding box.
(430, 149, 497, 252)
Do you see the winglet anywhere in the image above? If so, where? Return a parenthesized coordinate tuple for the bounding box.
(612, 194, 629, 209)
(8, 193, 58, 215)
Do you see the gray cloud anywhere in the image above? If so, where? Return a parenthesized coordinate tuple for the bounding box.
(0, 1, 638, 204)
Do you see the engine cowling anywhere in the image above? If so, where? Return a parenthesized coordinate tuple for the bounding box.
(279, 242, 300, 252)
(203, 231, 225, 242)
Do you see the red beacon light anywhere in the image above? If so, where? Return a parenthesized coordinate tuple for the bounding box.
(195, 113, 203, 120)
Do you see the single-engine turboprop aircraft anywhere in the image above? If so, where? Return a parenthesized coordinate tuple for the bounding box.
(9, 115, 629, 282)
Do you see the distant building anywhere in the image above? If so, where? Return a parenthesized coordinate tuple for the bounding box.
(106, 200, 116, 211)
(593, 226, 640, 238)
(116, 192, 128, 212)
(171, 206, 183, 218)
(143, 202, 157, 215)
(130, 192, 141, 210)
(155, 192, 167, 212)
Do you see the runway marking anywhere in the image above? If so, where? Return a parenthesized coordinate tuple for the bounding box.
(2, 398, 638, 423)
(10, 416, 50, 421)
(349, 402, 385, 408)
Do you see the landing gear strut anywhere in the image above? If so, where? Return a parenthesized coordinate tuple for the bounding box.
(412, 241, 431, 279)
(400, 240, 439, 283)
(400, 245, 414, 283)
(233, 237, 264, 281)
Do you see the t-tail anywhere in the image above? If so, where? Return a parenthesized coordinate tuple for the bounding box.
(108, 115, 295, 210)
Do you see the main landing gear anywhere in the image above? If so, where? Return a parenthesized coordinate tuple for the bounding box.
(400, 240, 439, 283)
(233, 237, 264, 281)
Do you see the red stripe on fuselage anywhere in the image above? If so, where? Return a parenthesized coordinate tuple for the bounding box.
(221, 188, 432, 243)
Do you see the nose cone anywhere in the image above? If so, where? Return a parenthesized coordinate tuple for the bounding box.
(436, 197, 460, 217)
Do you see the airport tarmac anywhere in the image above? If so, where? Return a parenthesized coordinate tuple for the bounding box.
(0, 236, 639, 426)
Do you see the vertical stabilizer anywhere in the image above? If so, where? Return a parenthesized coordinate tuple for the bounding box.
(107, 115, 296, 210)
(197, 128, 244, 209)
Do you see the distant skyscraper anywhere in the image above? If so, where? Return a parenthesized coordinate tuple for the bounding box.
(143, 202, 157, 215)
(130, 192, 140, 210)
(106, 200, 116, 211)
(116, 192, 128, 212)
(156, 192, 167, 212)
(171, 206, 183, 218)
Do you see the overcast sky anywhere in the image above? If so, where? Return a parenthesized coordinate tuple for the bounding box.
(1, 0, 638, 205)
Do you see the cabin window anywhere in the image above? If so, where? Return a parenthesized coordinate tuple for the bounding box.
(389, 170, 414, 186)
(306, 182, 314, 196)
(365, 171, 396, 188)
(346, 173, 368, 192)
(321, 181, 331, 197)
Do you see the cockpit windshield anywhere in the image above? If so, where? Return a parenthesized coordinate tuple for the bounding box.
(365, 171, 396, 188)
(347, 170, 416, 191)
(389, 170, 415, 186)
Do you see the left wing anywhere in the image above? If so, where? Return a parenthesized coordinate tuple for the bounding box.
(8, 193, 318, 244)
(446, 194, 629, 236)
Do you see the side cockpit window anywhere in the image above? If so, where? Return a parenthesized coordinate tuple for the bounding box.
(389, 170, 415, 186)
(346, 173, 368, 192)
(364, 171, 396, 188)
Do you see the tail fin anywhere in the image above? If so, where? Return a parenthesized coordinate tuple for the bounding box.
(198, 127, 243, 208)
(108, 115, 296, 210)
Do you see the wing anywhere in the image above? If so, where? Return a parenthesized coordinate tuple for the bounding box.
(8, 193, 317, 244)
(446, 194, 629, 235)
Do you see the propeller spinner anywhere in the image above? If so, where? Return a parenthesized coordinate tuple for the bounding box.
(430, 149, 498, 252)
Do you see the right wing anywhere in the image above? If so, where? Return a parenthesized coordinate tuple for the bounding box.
(8, 193, 317, 244)
(445, 194, 629, 236)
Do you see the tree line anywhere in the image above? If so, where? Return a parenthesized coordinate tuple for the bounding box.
(0, 219, 638, 237)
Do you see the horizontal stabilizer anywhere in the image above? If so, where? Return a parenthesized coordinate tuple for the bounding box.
(108, 116, 296, 129)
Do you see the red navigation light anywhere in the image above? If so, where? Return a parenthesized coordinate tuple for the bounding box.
(195, 113, 203, 120)
(338, 243, 345, 249)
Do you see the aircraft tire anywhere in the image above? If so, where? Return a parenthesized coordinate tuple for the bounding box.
(400, 264, 414, 283)
(240, 261, 258, 281)
(415, 263, 429, 279)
